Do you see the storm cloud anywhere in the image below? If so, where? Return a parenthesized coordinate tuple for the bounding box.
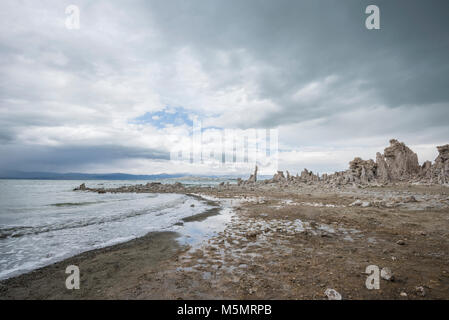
(1, 0, 448, 174)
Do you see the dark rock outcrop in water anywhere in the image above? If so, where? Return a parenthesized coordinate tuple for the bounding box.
(74, 181, 187, 193)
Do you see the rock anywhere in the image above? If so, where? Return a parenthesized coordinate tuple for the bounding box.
(431, 144, 449, 184)
(380, 139, 420, 181)
(349, 200, 362, 207)
(324, 288, 342, 300)
(400, 292, 408, 297)
(246, 166, 258, 184)
(403, 195, 417, 203)
(420, 160, 432, 179)
(246, 231, 259, 239)
(299, 169, 320, 183)
(349, 157, 377, 184)
(396, 239, 406, 245)
(415, 286, 426, 297)
(174, 182, 184, 188)
(361, 201, 371, 208)
(376, 152, 390, 183)
(272, 171, 286, 182)
(380, 267, 394, 281)
(74, 183, 87, 191)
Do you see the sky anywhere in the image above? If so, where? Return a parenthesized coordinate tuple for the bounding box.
(1, 0, 449, 176)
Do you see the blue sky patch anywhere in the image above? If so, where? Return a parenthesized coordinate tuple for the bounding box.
(131, 107, 196, 129)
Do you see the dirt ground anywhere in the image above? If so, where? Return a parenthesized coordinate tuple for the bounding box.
(1, 184, 448, 300)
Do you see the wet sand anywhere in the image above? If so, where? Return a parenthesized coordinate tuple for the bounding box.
(1, 184, 449, 299)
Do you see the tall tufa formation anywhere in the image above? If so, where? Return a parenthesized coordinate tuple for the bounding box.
(379, 139, 420, 181)
(431, 144, 449, 184)
(245, 165, 258, 184)
(348, 157, 377, 184)
(376, 152, 390, 182)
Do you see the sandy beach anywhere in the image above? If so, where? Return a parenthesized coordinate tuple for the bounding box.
(1, 182, 448, 300)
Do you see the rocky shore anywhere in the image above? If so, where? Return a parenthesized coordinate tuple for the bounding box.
(1, 139, 448, 300)
(74, 139, 449, 196)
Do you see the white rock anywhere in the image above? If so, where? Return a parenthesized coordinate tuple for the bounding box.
(380, 267, 393, 281)
(349, 200, 362, 207)
(361, 201, 371, 207)
(324, 288, 342, 300)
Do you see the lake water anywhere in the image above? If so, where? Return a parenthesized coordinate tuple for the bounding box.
(0, 179, 227, 280)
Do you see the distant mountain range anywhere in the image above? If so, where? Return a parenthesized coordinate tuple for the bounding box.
(0, 171, 274, 180)
(0, 171, 187, 180)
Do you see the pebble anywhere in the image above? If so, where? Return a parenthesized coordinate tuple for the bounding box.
(324, 288, 342, 300)
(349, 200, 362, 207)
(415, 286, 426, 297)
(380, 267, 394, 281)
(403, 195, 418, 203)
(361, 201, 371, 207)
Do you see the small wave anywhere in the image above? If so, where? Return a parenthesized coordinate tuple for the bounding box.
(50, 201, 104, 207)
(49, 194, 157, 207)
(0, 195, 190, 239)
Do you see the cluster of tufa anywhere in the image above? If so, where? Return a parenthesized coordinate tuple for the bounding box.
(261, 139, 449, 186)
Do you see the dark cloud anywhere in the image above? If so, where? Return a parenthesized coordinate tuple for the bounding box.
(0, 0, 448, 173)
(144, 0, 449, 126)
(0, 144, 169, 172)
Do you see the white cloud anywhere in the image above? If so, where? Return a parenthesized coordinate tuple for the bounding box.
(1, 0, 448, 175)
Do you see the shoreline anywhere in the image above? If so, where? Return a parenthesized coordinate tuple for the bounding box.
(0, 231, 185, 299)
(1, 184, 449, 299)
(0, 193, 229, 297)
(0, 194, 232, 299)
